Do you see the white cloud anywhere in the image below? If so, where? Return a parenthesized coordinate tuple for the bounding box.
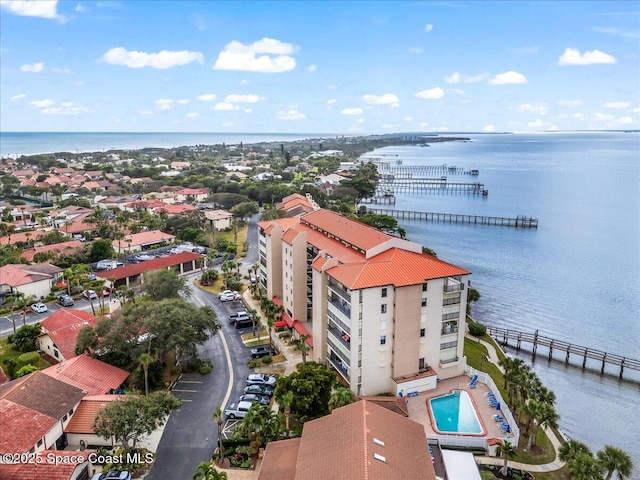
(363, 93, 399, 106)
(224, 94, 262, 103)
(341, 108, 363, 115)
(1, 0, 59, 19)
(177, 99, 189, 105)
(633, 108, 640, 114)
(517, 103, 548, 115)
(404, 116, 413, 122)
(408, 46, 423, 54)
(489, 71, 527, 85)
(11, 94, 26, 102)
(307, 64, 317, 72)
(557, 48, 616, 66)
(572, 113, 585, 120)
(75, 4, 87, 13)
(276, 109, 305, 120)
(593, 27, 639, 41)
(100, 47, 204, 69)
(29, 99, 55, 108)
(444, 71, 488, 84)
(326, 99, 337, 105)
(240, 79, 249, 86)
(74, 80, 84, 87)
(527, 119, 557, 130)
(602, 102, 630, 109)
(155, 98, 174, 110)
(424, 24, 433, 32)
(214, 37, 297, 73)
(558, 99, 583, 107)
(244, 108, 252, 113)
(357, 118, 365, 124)
(197, 94, 217, 102)
(414, 87, 445, 99)
(41, 102, 89, 115)
(483, 124, 496, 132)
(450, 88, 465, 95)
(50, 67, 71, 74)
(20, 62, 44, 73)
(214, 102, 239, 111)
(592, 113, 634, 124)
(185, 112, 199, 118)
(138, 110, 153, 116)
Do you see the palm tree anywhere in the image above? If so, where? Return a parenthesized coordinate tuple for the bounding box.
(248, 308, 259, 337)
(139, 353, 153, 395)
(496, 440, 516, 476)
(328, 386, 355, 411)
(530, 402, 558, 448)
(597, 445, 634, 480)
(290, 334, 311, 364)
(212, 405, 224, 461)
(568, 452, 605, 480)
(192, 461, 227, 480)
(560, 440, 593, 463)
(279, 390, 294, 438)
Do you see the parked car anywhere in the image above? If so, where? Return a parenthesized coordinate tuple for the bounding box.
(31, 302, 48, 314)
(244, 384, 274, 397)
(228, 310, 249, 323)
(246, 373, 277, 387)
(57, 294, 75, 307)
(238, 393, 270, 406)
(224, 401, 253, 419)
(83, 289, 98, 299)
(250, 345, 276, 358)
(91, 471, 131, 480)
(219, 290, 241, 302)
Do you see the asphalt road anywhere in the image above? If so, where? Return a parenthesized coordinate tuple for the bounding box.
(145, 269, 264, 479)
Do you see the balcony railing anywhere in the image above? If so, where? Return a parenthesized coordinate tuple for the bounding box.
(327, 310, 351, 335)
(328, 352, 350, 381)
(327, 295, 351, 318)
(443, 282, 464, 293)
(328, 280, 351, 303)
(327, 337, 350, 367)
(328, 326, 351, 351)
(441, 326, 459, 335)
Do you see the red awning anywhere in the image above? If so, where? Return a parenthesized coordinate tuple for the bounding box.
(274, 320, 287, 328)
(292, 321, 313, 347)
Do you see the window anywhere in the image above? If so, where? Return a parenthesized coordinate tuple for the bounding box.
(37, 439, 43, 447)
(63, 414, 68, 422)
(420, 328, 425, 337)
(419, 358, 426, 370)
(421, 298, 427, 307)
(381, 287, 387, 298)
(69, 409, 74, 416)
(381, 304, 387, 314)
(422, 283, 428, 292)
(380, 335, 386, 345)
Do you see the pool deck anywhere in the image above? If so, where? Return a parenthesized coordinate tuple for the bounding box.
(403, 376, 516, 442)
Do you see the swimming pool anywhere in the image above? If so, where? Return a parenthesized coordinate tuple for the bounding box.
(429, 390, 483, 434)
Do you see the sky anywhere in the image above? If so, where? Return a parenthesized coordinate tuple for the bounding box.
(0, 0, 638, 134)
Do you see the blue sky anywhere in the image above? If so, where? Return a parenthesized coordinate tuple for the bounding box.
(1, 0, 638, 133)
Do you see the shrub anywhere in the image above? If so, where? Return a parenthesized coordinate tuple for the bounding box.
(199, 360, 213, 375)
(248, 359, 260, 369)
(468, 321, 486, 337)
(16, 365, 38, 377)
(17, 351, 41, 366)
(260, 356, 272, 365)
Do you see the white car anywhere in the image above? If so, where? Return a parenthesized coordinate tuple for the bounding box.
(219, 290, 240, 302)
(83, 289, 98, 299)
(31, 302, 48, 314)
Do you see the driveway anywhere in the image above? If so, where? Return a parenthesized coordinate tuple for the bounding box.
(145, 274, 255, 480)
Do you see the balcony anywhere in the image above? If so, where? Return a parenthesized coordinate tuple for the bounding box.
(327, 310, 351, 335)
(328, 351, 350, 382)
(327, 295, 351, 318)
(327, 336, 350, 367)
(328, 280, 351, 303)
(328, 326, 351, 350)
(443, 279, 464, 293)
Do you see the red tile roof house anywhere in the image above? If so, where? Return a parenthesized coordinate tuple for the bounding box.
(41, 354, 129, 396)
(20, 240, 85, 262)
(113, 229, 176, 253)
(175, 187, 209, 203)
(97, 251, 206, 288)
(203, 209, 233, 231)
(0, 371, 86, 454)
(257, 400, 437, 480)
(38, 310, 98, 362)
(0, 263, 64, 303)
(0, 450, 91, 480)
(64, 395, 124, 449)
(153, 203, 197, 216)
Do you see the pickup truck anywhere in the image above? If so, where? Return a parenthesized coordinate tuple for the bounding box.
(228, 310, 249, 323)
(224, 401, 253, 419)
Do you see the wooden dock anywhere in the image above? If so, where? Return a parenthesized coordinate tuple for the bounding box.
(378, 178, 487, 195)
(364, 208, 538, 228)
(487, 326, 640, 380)
(377, 164, 473, 176)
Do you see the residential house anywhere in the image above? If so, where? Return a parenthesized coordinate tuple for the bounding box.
(153, 203, 197, 215)
(41, 354, 129, 396)
(38, 309, 98, 362)
(20, 240, 85, 262)
(113, 229, 176, 253)
(0, 451, 91, 480)
(64, 395, 123, 448)
(175, 187, 209, 203)
(203, 209, 233, 231)
(83, 171, 103, 180)
(258, 207, 470, 396)
(257, 399, 436, 480)
(275, 194, 315, 217)
(170, 161, 191, 170)
(0, 263, 64, 303)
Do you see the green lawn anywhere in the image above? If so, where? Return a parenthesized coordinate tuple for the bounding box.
(0, 337, 52, 379)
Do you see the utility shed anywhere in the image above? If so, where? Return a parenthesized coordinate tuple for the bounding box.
(441, 449, 482, 480)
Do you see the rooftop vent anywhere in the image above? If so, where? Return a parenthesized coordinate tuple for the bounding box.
(373, 438, 385, 447)
(373, 453, 386, 463)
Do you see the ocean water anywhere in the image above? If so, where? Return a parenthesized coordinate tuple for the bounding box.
(367, 132, 640, 475)
(0, 131, 324, 158)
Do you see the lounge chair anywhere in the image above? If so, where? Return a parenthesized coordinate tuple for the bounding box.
(492, 414, 505, 422)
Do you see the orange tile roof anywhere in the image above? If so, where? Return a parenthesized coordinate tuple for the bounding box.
(301, 209, 394, 252)
(65, 395, 124, 434)
(41, 355, 129, 395)
(20, 240, 84, 261)
(153, 204, 196, 215)
(0, 398, 57, 453)
(0, 451, 90, 479)
(257, 438, 301, 480)
(326, 248, 470, 289)
(258, 217, 299, 233)
(0, 263, 55, 285)
(40, 310, 97, 360)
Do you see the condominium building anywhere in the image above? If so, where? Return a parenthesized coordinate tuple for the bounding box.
(258, 205, 471, 396)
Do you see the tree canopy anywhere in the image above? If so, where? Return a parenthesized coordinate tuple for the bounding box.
(274, 362, 336, 421)
(141, 268, 192, 301)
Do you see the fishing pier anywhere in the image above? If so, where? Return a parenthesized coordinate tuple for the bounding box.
(378, 178, 488, 195)
(376, 164, 475, 176)
(363, 208, 538, 228)
(487, 326, 640, 380)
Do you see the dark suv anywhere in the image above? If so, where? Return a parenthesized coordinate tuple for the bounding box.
(58, 294, 75, 307)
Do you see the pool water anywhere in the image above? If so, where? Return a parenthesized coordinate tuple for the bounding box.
(429, 390, 483, 434)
